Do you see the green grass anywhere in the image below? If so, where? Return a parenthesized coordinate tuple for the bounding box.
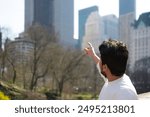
(74, 93, 98, 100)
(61, 93, 98, 100)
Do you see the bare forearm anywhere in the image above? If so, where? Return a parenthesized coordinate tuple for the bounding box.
(91, 53, 100, 64)
(84, 42, 101, 64)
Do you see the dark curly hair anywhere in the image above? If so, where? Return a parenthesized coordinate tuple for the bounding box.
(99, 39, 128, 76)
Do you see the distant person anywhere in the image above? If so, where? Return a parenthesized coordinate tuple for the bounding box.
(84, 39, 138, 100)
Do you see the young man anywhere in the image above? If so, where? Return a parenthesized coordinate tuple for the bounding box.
(84, 39, 138, 100)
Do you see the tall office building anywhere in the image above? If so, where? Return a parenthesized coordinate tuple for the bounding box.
(25, 0, 54, 30)
(119, 0, 136, 43)
(25, 0, 74, 45)
(119, 0, 136, 66)
(119, 0, 136, 16)
(78, 6, 99, 49)
(53, 0, 74, 45)
(82, 11, 101, 53)
(101, 14, 118, 40)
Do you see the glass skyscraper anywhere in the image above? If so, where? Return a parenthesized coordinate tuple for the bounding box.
(25, 0, 74, 46)
(34, 0, 54, 26)
(78, 6, 99, 49)
(119, 0, 136, 16)
(25, 0, 54, 30)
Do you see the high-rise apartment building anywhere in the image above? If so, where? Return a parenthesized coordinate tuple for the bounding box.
(25, 0, 74, 45)
(78, 6, 99, 49)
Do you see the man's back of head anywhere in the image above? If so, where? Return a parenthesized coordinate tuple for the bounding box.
(99, 39, 128, 77)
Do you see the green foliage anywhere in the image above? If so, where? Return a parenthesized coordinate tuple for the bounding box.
(0, 91, 10, 100)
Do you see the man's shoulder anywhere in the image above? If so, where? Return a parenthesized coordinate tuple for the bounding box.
(123, 74, 129, 78)
(122, 74, 132, 82)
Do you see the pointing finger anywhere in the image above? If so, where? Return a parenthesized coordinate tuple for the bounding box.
(88, 42, 93, 48)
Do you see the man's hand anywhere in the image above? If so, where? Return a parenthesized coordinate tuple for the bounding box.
(84, 42, 100, 64)
(84, 42, 96, 57)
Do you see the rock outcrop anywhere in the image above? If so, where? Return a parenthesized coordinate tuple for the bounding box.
(0, 80, 46, 100)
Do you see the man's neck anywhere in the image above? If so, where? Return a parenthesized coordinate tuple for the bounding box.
(107, 74, 121, 82)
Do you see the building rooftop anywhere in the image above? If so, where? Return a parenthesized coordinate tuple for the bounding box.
(133, 12, 150, 29)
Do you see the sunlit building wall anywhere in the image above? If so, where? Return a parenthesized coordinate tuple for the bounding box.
(119, 0, 136, 66)
(53, 0, 74, 45)
(130, 12, 150, 69)
(82, 11, 102, 53)
(101, 14, 119, 40)
(78, 6, 99, 49)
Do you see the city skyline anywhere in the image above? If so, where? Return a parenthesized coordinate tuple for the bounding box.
(0, 0, 150, 39)
(25, 0, 74, 45)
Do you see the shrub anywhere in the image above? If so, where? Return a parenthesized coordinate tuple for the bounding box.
(0, 91, 10, 100)
(45, 90, 58, 100)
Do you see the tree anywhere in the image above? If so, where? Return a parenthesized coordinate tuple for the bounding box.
(131, 57, 150, 93)
(48, 46, 104, 97)
(26, 24, 57, 90)
(48, 46, 85, 96)
(0, 49, 6, 80)
(0, 27, 12, 80)
(4, 39, 18, 84)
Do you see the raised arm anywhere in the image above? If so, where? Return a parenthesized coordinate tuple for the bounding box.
(84, 42, 107, 81)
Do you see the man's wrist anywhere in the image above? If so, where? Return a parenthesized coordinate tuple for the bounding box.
(91, 53, 100, 64)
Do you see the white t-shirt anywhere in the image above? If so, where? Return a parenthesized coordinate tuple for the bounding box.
(96, 63, 138, 100)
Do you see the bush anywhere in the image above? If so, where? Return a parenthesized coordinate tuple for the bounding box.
(45, 90, 58, 100)
(0, 91, 10, 100)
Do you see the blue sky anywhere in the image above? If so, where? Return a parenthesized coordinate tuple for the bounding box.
(0, 0, 150, 39)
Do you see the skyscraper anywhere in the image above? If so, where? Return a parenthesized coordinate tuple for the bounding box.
(78, 6, 99, 49)
(119, 0, 136, 43)
(25, 0, 54, 30)
(34, 0, 54, 27)
(101, 14, 118, 40)
(119, 0, 136, 66)
(119, 0, 136, 16)
(25, 0, 74, 45)
(53, 0, 74, 45)
(82, 11, 101, 53)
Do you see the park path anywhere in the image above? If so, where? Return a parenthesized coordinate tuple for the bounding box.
(138, 92, 150, 100)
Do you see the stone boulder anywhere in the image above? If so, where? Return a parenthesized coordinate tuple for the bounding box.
(0, 80, 46, 100)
